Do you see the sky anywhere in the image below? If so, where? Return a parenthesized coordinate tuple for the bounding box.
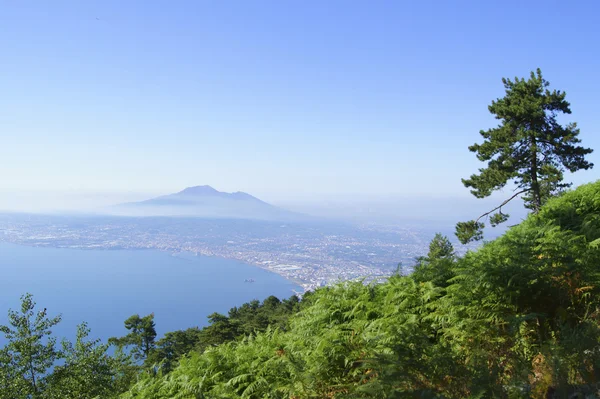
(1, 0, 599, 214)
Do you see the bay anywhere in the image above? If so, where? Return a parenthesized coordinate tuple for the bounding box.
(0, 242, 300, 342)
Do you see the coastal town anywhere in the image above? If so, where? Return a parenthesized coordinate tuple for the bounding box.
(0, 213, 470, 292)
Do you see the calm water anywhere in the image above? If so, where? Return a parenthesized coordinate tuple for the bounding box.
(0, 242, 300, 342)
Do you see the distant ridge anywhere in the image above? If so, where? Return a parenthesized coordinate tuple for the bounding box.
(111, 185, 310, 221)
(132, 185, 269, 206)
(175, 185, 266, 201)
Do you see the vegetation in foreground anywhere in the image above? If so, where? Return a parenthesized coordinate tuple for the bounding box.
(122, 180, 600, 398)
(0, 292, 303, 399)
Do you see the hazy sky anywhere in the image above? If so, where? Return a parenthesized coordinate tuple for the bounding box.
(1, 0, 599, 210)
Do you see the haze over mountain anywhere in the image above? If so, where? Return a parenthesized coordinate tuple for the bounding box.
(111, 185, 311, 221)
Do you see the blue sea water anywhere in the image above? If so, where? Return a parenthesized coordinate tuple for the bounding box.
(0, 242, 300, 342)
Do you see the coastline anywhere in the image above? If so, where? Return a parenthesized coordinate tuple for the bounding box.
(0, 214, 394, 293)
(168, 249, 310, 292)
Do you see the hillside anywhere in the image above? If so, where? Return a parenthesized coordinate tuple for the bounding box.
(122, 181, 600, 398)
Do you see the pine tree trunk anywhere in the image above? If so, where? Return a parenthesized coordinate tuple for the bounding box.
(29, 361, 38, 396)
(531, 135, 541, 212)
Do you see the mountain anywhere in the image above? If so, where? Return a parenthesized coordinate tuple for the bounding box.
(111, 185, 309, 221)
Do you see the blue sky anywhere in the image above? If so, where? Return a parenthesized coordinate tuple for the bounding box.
(1, 0, 599, 211)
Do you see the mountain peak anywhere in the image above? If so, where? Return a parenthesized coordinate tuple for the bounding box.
(114, 186, 311, 222)
(178, 185, 219, 196)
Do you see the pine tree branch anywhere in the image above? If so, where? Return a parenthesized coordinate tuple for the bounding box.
(475, 189, 530, 224)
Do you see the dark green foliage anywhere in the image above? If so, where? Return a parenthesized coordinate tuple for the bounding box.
(144, 294, 302, 371)
(145, 328, 203, 373)
(222, 294, 301, 338)
(455, 220, 485, 244)
(489, 210, 509, 227)
(425, 233, 454, 260)
(124, 180, 600, 398)
(47, 323, 125, 399)
(439, 180, 600, 396)
(457, 69, 593, 243)
(109, 314, 157, 362)
(411, 233, 456, 287)
(0, 293, 61, 398)
(0, 295, 133, 399)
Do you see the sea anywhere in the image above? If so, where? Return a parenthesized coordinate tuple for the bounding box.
(0, 242, 300, 343)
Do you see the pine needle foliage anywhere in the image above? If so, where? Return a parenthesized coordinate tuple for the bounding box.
(456, 69, 593, 244)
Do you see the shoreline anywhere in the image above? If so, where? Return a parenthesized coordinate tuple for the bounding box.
(168, 249, 310, 292)
(0, 221, 394, 293)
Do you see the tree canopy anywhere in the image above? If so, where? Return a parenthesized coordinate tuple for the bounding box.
(411, 232, 456, 287)
(0, 295, 134, 399)
(0, 294, 61, 398)
(109, 314, 158, 363)
(456, 69, 593, 244)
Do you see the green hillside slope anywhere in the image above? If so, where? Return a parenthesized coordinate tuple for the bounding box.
(123, 181, 600, 399)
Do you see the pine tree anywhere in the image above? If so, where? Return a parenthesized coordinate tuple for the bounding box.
(412, 233, 456, 287)
(109, 314, 157, 362)
(456, 69, 593, 244)
(0, 294, 62, 398)
(47, 323, 120, 399)
(425, 233, 454, 260)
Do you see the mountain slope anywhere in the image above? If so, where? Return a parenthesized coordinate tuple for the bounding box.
(112, 185, 309, 221)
